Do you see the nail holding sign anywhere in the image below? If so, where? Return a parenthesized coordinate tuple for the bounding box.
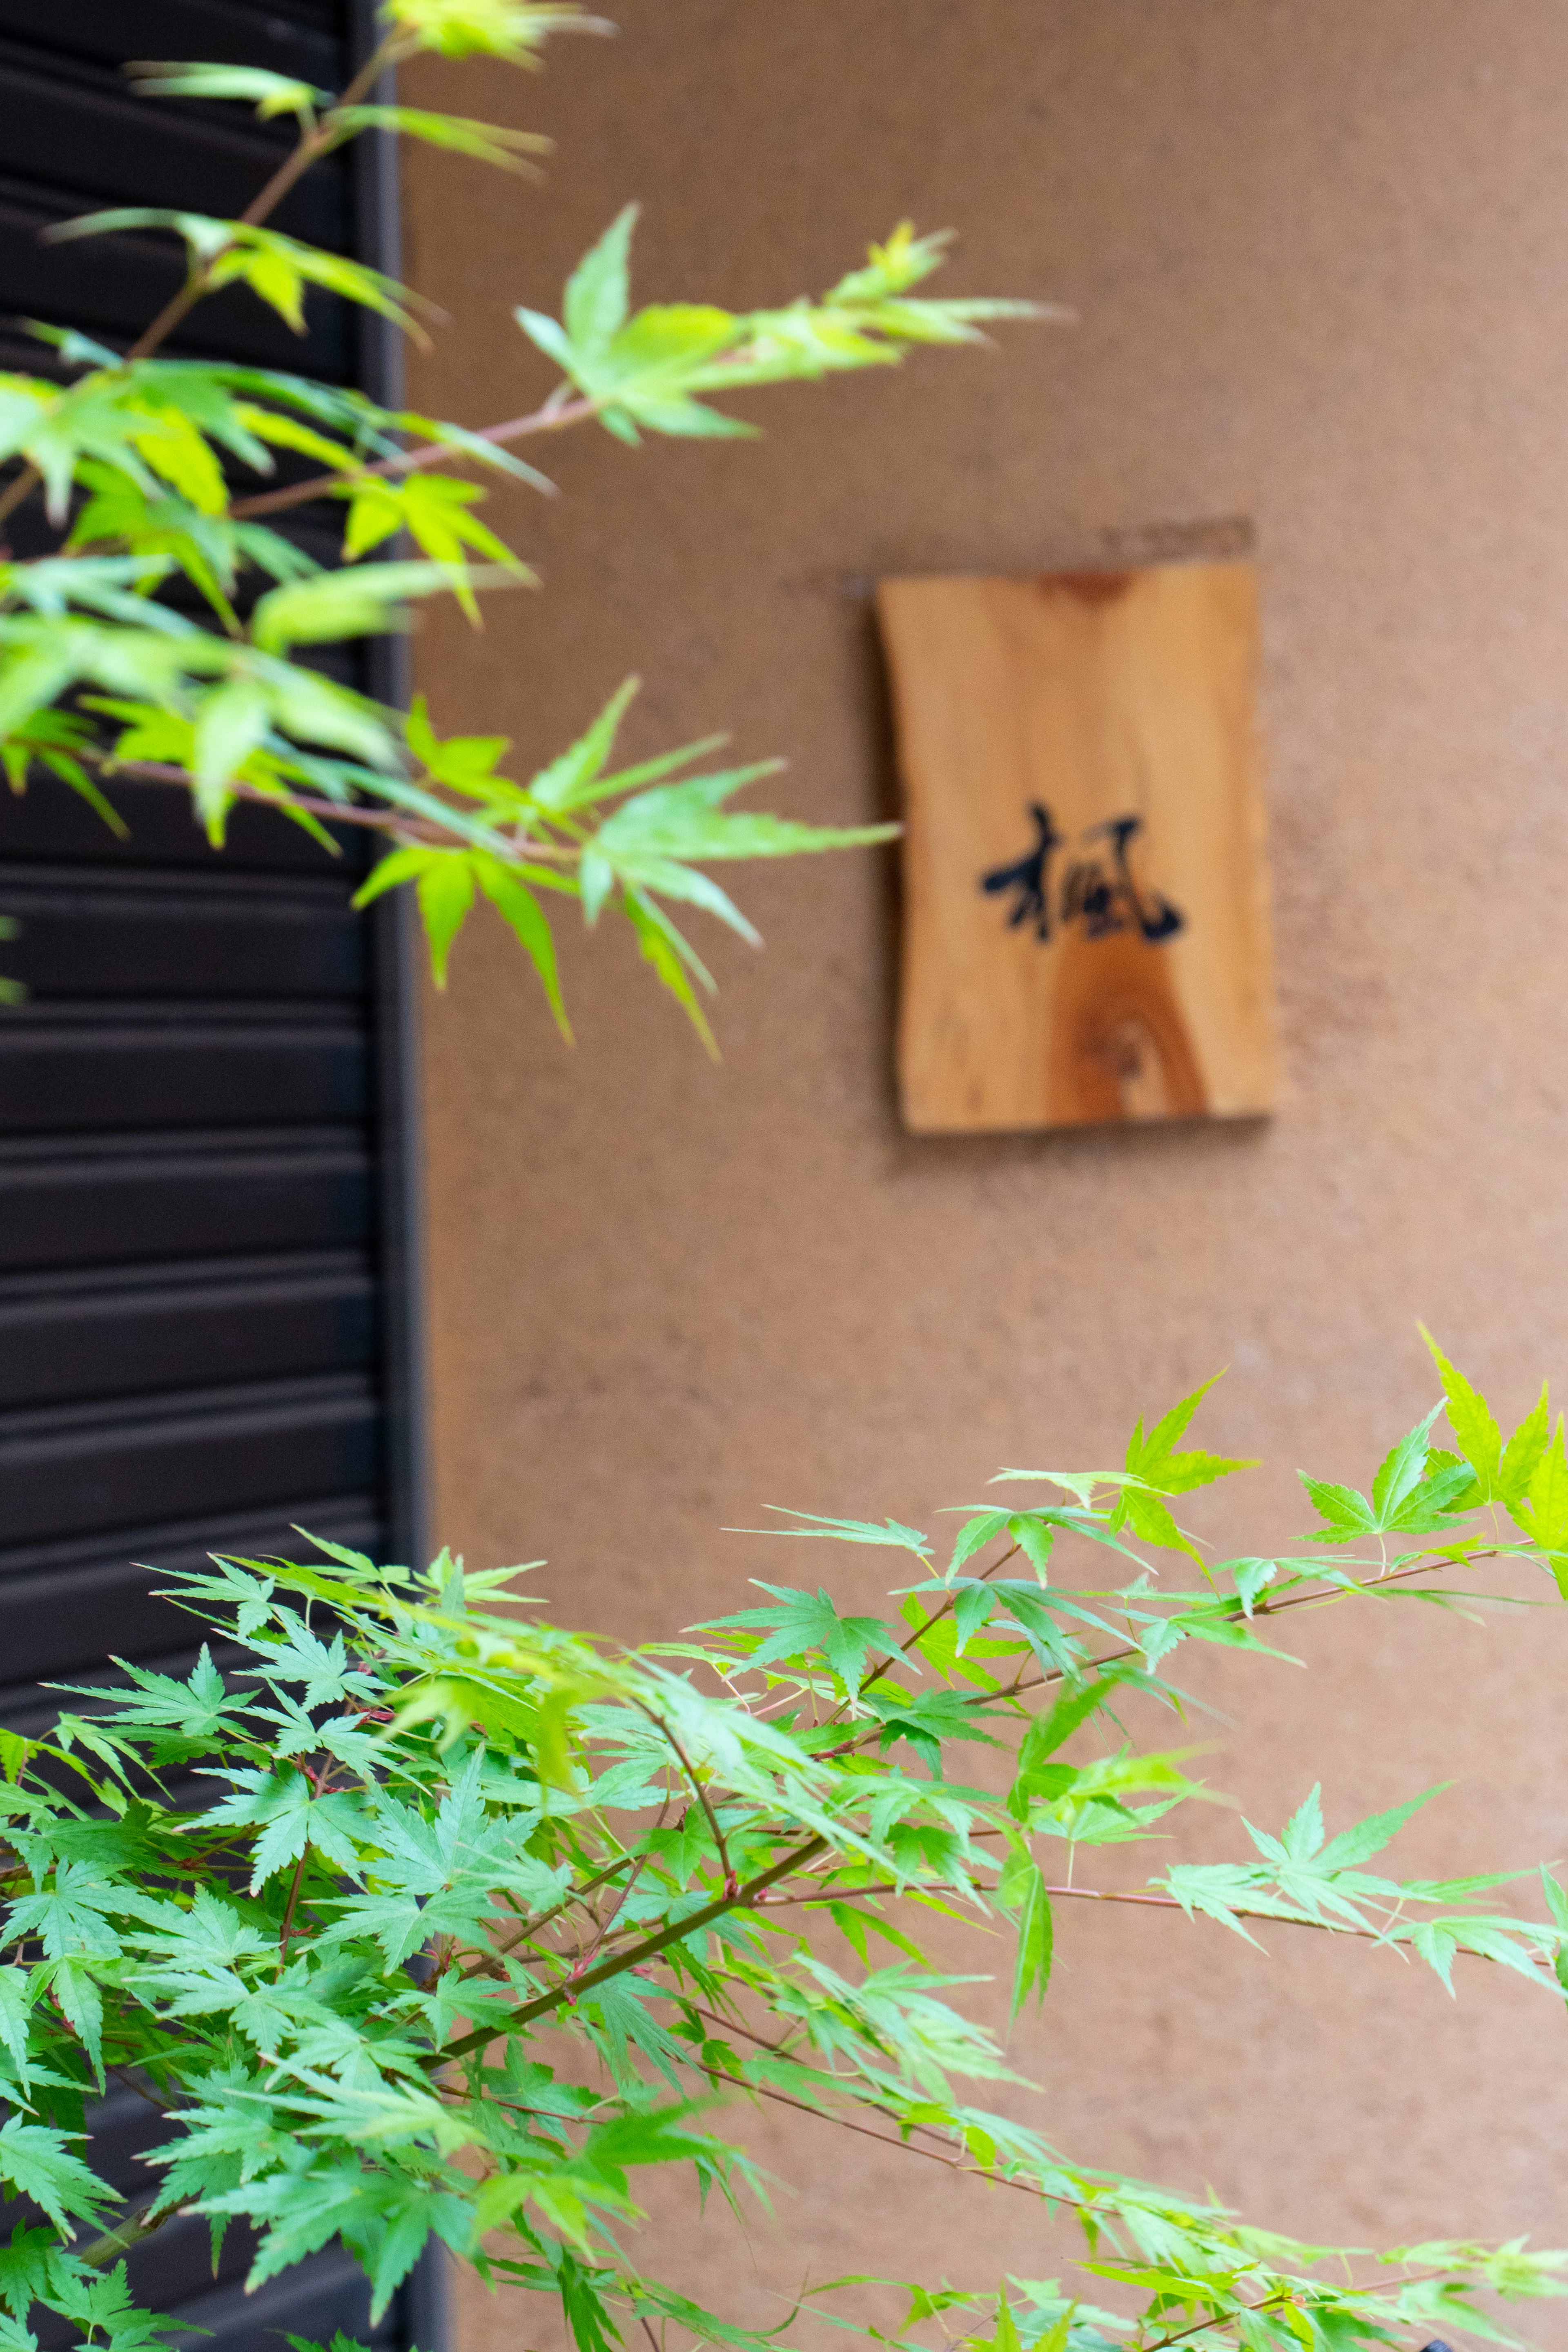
(876, 561, 1278, 1134)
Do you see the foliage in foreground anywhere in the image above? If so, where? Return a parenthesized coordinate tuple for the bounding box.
(3, 1335, 1568, 2352)
(0, 0, 1048, 1042)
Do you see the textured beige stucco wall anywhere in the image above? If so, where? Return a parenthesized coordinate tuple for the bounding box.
(403, 5, 1568, 2343)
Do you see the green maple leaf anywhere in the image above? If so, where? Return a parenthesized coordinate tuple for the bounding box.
(697, 1582, 893, 1695)
(0, 2118, 116, 2234)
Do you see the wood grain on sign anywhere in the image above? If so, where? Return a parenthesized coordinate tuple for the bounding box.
(877, 563, 1277, 1134)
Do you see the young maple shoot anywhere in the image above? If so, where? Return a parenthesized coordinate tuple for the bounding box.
(1, 1339, 1567, 2352)
(0, 0, 1051, 1045)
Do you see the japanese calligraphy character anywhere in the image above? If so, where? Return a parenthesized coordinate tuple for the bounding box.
(980, 802, 1064, 940)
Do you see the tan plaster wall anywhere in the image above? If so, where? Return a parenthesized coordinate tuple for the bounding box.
(403, 4, 1568, 2341)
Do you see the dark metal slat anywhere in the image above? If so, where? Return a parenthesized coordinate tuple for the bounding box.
(0, 1252, 376, 1405)
(0, 1372, 381, 1546)
(0, 189, 350, 373)
(0, 1011, 370, 1131)
(0, 780, 373, 873)
(0, 885, 368, 999)
(0, 52, 343, 243)
(0, 1131, 372, 1271)
(0, 0, 434, 2336)
(0, 1491, 382, 1683)
(0, 1, 340, 78)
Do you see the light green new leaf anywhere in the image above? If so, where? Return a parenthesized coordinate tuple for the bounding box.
(1004, 1513, 1055, 1584)
(742, 1507, 931, 1557)
(998, 1853, 1054, 2015)
(383, 0, 608, 64)
(1117, 1485, 1202, 1564)
(341, 474, 535, 620)
(1364, 1404, 1476, 1532)
(472, 855, 570, 1036)
(519, 208, 1052, 444)
(232, 401, 357, 470)
(946, 1511, 1010, 1580)
(697, 1582, 893, 1695)
(251, 559, 499, 652)
(1018, 1678, 1123, 1774)
(1542, 1866, 1568, 1935)
(1421, 1329, 1501, 1497)
(127, 60, 330, 121)
(1515, 1416, 1568, 1592)
(621, 885, 718, 1056)
(1122, 1375, 1257, 1500)
(354, 847, 476, 987)
(1228, 1556, 1277, 1617)
(47, 213, 438, 342)
(0, 1970, 32, 2086)
(592, 770, 896, 866)
(528, 677, 641, 813)
(1315, 1786, 1446, 1872)
(564, 204, 638, 356)
(332, 105, 550, 169)
(192, 681, 270, 836)
(1298, 1474, 1378, 1544)
(417, 852, 478, 987)
(1501, 1382, 1552, 1509)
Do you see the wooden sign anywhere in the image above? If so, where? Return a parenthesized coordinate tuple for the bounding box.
(877, 562, 1277, 1134)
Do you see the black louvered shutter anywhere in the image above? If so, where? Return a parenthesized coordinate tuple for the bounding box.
(0, 5, 434, 2349)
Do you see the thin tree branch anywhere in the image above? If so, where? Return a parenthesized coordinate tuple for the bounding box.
(125, 42, 399, 365)
(430, 1831, 830, 2068)
(686, 1999, 804, 2062)
(1134, 2267, 1452, 2352)
(996, 1547, 1507, 1704)
(226, 394, 598, 521)
(235, 46, 397, 232)
(0, 34, 408, 540)
(78, 2198, 167, 2269)
(637, 1703, 736, 1895)
(676, 2035, 1457, 2352)
(86, 755, 580, 860)
(458, 1846, 648, 1984)
(814, 1542, 1023, 1745)
(276, 1760, 332, 1967)
(560, 1794, 673, 1986)
(0, 463, 42, 530)
(1038, 1881, 1490, 1960)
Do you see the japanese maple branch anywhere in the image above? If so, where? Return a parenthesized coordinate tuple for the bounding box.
(0, 46, 411, 532)
(725, 1864, 1529, 1972)
(1037, 1880, 1529, 1962)
(431, 1829, 829, 2067)
(92, 756, 579, 861)
(125, 41, 400, 364)
(997, 1547, 1507, 1704)
(1134, 2272, 1449, 2352)
(226, 392, 598, 522)
(77, 2198, 168, 2270)
(671, 2039, 1457, 2352)
(434, 1550, 1523, 2065)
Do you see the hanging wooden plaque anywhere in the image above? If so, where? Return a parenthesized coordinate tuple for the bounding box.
(877, 561, 1277, 1134)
